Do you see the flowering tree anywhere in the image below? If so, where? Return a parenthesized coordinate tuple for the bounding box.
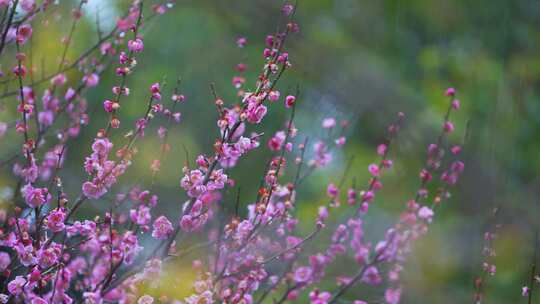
(0, 1, 468, 303)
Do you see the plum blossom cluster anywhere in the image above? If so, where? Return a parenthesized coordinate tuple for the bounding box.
(0, 1, 471, 304)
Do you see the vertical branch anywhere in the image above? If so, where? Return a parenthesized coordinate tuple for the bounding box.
(473, 206, 501, 304)
(528, 232, 538, 304)
(15, 38, 29, 145)
(0, 0, 19, 55)
(56, 0, 86, 72)
(104, 0, 144, 136)
(149, 77, 182, 192)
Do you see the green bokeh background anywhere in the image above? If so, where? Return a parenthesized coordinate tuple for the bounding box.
(1, 1, 540, 303)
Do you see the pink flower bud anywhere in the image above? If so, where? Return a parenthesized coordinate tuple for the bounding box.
(452, 99, 460, 110)
(282, 4, 294, 16)
(327, 183, 338, 198)
(445, 87, 455, 97)
(236, 37, 247, 48)
(451, 145, 461, 155)
(368, 164, 380, 177)
(268, 90, 280, 102)
(285, 95, 296, 108)
(377, 144, 387, 156)
(103, 100, 114, 113)
(443, 121, 454, 133)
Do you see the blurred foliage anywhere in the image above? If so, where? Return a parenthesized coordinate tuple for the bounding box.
(2, 0, 540, 303)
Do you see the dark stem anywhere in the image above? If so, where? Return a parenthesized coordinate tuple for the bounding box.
(528, 232, 538, 304)
(0, 0, 18, 55)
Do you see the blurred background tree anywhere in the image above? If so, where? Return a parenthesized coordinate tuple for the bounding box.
(1, 0, 540, 303)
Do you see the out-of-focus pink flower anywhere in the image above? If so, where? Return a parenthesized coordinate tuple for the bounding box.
(293, 266, 313, 283)
(236, 37, 247, 48)
(7, 276, 26, 295)
(418, 206, 434, 222)
(0, 252, 11, 271)
(128, 38, 144, 53)
(83, 73, 100, 87)
(138, 295, 154, 304)
(368, 164, 380, 177)
(385, 288, 402, 304)
(443, 121, 454, 133)
(322, 118, 336, 129)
